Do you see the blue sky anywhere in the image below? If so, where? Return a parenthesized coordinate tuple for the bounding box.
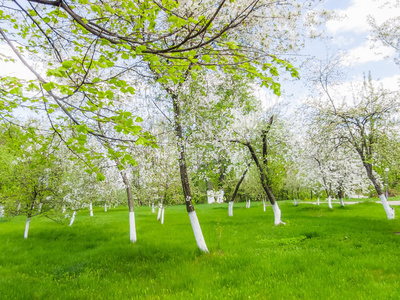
(313, 0, 398, 83)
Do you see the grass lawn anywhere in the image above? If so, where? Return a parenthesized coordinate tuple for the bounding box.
(1, 200, 400, 299)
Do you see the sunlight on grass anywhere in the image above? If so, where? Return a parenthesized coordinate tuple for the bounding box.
(1, 201, 400, 299)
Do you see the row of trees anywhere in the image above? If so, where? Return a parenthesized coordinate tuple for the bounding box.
(0, 0, 399, 250)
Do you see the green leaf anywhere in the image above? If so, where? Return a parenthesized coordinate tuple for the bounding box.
(96, 172, 105, 181)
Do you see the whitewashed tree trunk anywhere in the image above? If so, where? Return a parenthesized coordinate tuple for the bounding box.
(340, 198, 345, 207)
(294, 199, 298, 206)
(69, 211, 77, 226)
(328, 196, 333, 209)
(157, 204, 162, 220)
(272, 202, 286, 225)
(228, 201, 234, 217)
(188, 211, 208, 252)
(161, 207, 165, 224)
(38, 203, 42, 213)
(24, 217, 31, 239)
(129, 211, 137, 242)
(379, 194, 395, 220)
(263, 200, 266, 212)
(317, 198, 320, 205)
(104, 203, 108, 212)
(62, 205, 66, 213)
(151, 202, 155, 213)
(89, 203, 93, 217)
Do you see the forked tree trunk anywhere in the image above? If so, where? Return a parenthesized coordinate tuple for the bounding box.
(24, 217, 31, 239)
(172, 95, 208, 252)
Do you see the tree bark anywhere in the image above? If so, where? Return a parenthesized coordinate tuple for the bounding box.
(172, 95, 208, 252)
(362, 162, 394, 219)
(120, 171, 137, 242)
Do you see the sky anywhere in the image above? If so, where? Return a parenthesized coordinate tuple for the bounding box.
(302, 0, 399, 89)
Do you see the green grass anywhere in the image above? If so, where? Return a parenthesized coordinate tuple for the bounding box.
(1, 201, 400, 299)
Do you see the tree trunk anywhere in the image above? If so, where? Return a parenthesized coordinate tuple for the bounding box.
(120, 171, 137, 242)
(328, 196, 333, 209)
(161, 205, 165, 225)
(151, 202, 155, 213)
(172, 96, 208, 252)
(272, 202, 285, 225)
(363, 162, 394, 219)
(157, 203, 162, 220)
(339, 198, 345, 207)
(317, 197, 320, 205)
(228, 201, 234, 217)
(104, 203, 108, 212)
(89, 202, 93, 217)
(69, 211, 76, 226)
(24, 217, 31, 239)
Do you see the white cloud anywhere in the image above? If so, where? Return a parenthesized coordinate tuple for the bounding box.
(326, 0, 399, 34)
(342, 40, 396, 65)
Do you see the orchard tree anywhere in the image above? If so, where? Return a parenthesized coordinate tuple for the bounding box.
(0, 124, 65, 238)
(0, 0, 325, 250)
(306, 55, 400, 219)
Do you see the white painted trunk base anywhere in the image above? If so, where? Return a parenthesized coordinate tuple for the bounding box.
(263, 200, 266, 212)
(317, 198, 320, 206)
(151, 203, 155, 213)
(157, 204, 162, 220)
(129, 211, 137, 243)
(272, 202, 286, 225)
(161, 208, 165, 224)
(294, 199, 298, 206)
(38, 203, 42, 213)
(246, 200, 251, 208)
(69, 211, 76, 226)
(340, 198, 345, 207)
(228, 201, 233, 217)
(104, 204, 108, 212)
(188, 211, 209, 253)
(89, 203, 93, 217)
(379, 194, 395, 220)
(328, 196, 333, 209)
(24, 217, 31, 239)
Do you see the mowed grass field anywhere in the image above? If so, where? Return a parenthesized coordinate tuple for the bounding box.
(1, 199, 400, 299)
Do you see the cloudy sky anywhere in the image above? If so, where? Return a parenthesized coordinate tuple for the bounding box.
(315, 0, 398, 87)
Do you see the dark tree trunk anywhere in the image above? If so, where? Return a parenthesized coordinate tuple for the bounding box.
(229, 162, 251, 202)
(363, 162, 384, 195)
(172, 96, 195, 212)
